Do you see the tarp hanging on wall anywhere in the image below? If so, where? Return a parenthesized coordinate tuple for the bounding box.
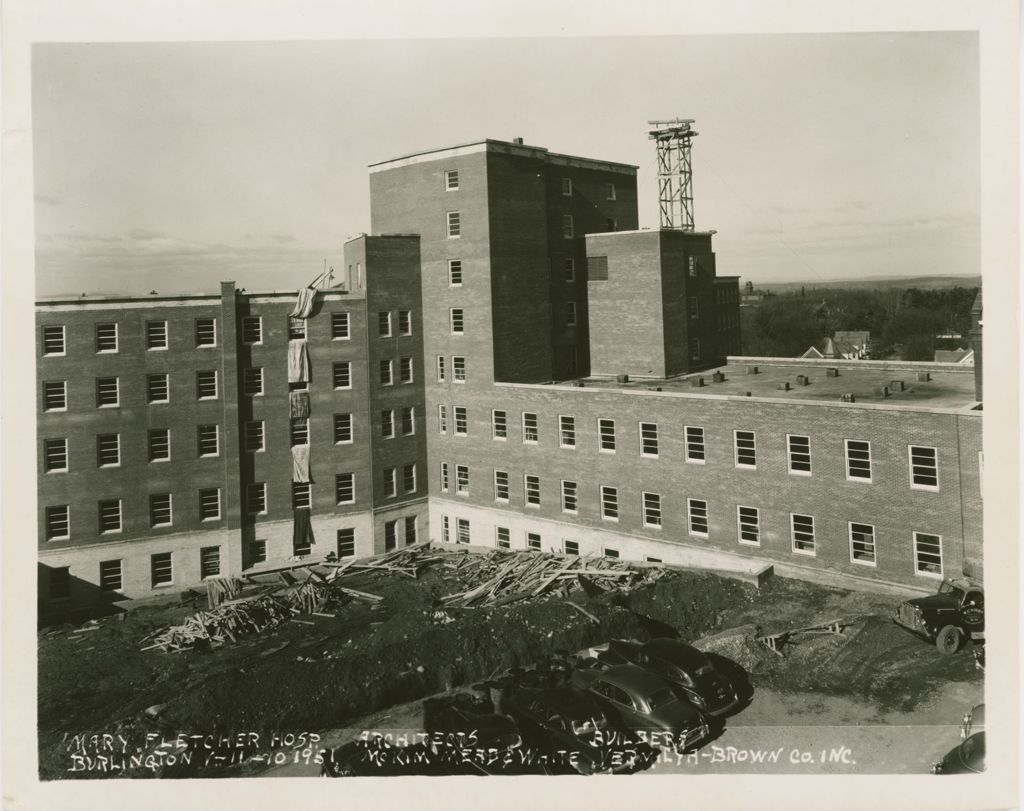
(293, 508, 315, 551)
(289, 390, 311, 419)
(290, 287, 318, 318)
(288, 340, 310, 383)
(291, 444, 311, 483)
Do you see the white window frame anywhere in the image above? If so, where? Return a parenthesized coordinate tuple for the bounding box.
(563, 539, 580, 556)
(378, 310, 392, 338)
(44, 438, 69, 473)
(454, 406, 468, 437)
(403, 463, 417, 494)
(566, 301, 577, 326)
(379, 359, 394, 386)
(564, 258, 575, 283)
(453, 356, 466, 383)
(492, 409, 507, 441)
(845, 440, 872, 482)
(494, 470, 510, 503)
(734, 430, 756, 469)
(292, 481, 313, 509)
(561, 177, 573, 197)
(96, 433, 120, 468)
(437, 355, 446, 382)
(151, 552, 174, 588)
(195, 318, 217, 348)
(639, 422, 659, 458)
(446, 210, 461, 238)
(562, 214, 574, 239)
(146, 320, 168, 350)
(331, 311, 350, 340)
(242, 316, 263, 345)
(45, 505, 70, 540)
(445, 169, 459, 191)
(913, 532, 943, 579)
(148, 428, 170, 463)
(196, 370, 218, 400)
(456, 464, 469, 496)
(334, 413, 353, 444)
(42, 325, 66, 356)
(737, 505, 760, 546)
(598, 418, 616, 453)
(523, 412, 539, 444)
(440, 462, 450, 493)
(456, 518, 470, 545)
(495, 526, 511, 549)
(908, 445, 939, 491)
(560, 480, 578, 514)
(383, 469, 397, 499)
(450, 308, 465, 335)
(559, 415, 576, 449)
(849, 521, 877, 566)
(400, 356, 414, 384)
(95, 322, 119, 353)
(685, 425, 705, 464)
(290, 417, 310, 447)
(96, 376, 120, 408)
(527, 532, 542, 551)
(246, 483, 268, 515)
(791, 513, 816, 556)
(600, 485, 618, 522)
(245, 421, 265, 453)
(525, 474, 540, 507)
(381, 409, 395, 439)
(687, 498, 709, 537)
(150, 493, 173, 528)
(43, 380, 67, 412)
(642, 491, 662, 528)
(448, 259, 463, 287)
(787, 434, 812, 476)
(197, 424, 220, 457)
(98, 499, 123, 534)
(438, 404, 448, 434)
(244, 367, 264, 397)
(333, 361, 352, 390)
(398, 310, 412, 336)
(199, 488, 221, 521)
(606, 182, 616, 201)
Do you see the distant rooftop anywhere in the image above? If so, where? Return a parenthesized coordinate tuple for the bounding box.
(569, 357, 980, 412)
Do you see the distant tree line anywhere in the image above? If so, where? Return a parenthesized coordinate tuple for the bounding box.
(739, 286, 979, 361)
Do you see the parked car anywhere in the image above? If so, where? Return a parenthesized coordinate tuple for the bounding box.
(505, 685, 612, 774)
(570, 664, 710, 753)
(584, 638, 739, 716)
(893, 577, 984, 654)
(932, 732, 985, 774)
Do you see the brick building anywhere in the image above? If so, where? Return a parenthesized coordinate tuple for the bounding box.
(36, 136, 982, 616)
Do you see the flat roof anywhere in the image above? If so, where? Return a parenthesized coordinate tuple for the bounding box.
(369, 138, 638, 175)
(36, 286, 351, 308)
(585, 228, 717, 239)
(575, 357, 980, 412)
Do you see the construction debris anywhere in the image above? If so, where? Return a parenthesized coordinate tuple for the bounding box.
(755, 618, 855, 657)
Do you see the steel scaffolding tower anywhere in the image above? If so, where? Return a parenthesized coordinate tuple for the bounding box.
(648, 118, 698, 231)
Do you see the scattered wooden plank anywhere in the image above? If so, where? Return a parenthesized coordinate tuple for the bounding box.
(566, 601, 600, 623)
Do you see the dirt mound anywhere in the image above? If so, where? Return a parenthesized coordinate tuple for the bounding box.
(694, 624, 774, 674)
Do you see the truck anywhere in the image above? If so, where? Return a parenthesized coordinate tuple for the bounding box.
(892, 576, 984, 654)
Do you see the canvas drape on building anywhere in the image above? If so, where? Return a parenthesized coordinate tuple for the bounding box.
(288, 339, 310, 383)
(291, 444, 311, 483)
(289, 390, 310, 419)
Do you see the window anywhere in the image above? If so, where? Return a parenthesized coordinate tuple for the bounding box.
(335, 473, 355, 505)
(404, 516, 417, 546)
(454, 406, 468, 436)
(456, 465, 469, 495)
(98, 499, 122, 534)
(688, 499, 708, 536)
(96, 434, 120, 467)
(559, 415, 576, 448)
(246, 483, 267, 515)
(565, 302, 577, 326)
(146, 320, 167, 350)
(242, 316, 263, 344)
(291, 418, 309, 447)
(196, 370, 218, 400)
(244, 367, 264, 396)
(788, 435, 811, 475)
(909, 446, 939, 490)
(437, 355, 446, 382)
(440, 462, 449, 492)
(248, 539, 267, 565)
(44, 438, 68, 473)
(292, 482, 312, 509)
(100, 560, 122, 591)
(562, 214, 574, 239)
(604, 548, 620, 559)
(331, 312, 350, 339)
(688, 297, 699, 320)
(398, 310, 412, 336)
(337, 528, 356, 558)
(492, 410, 507, 440)
(42, 325, 65, 355)
(564, 258, 575, 282)
(400, 356, 414, 383)
(150, 494, 173, 528)
(445, 169, 459, 190)
(601, 486, 618, 521)
(645, 556, 662, 564)
(334, 413, 353, 444)
(561, 177, 573, 196)
(96, 377, 119, 407)
(450, 308, 465, 334)
(563, 539, 579, 556)
(378, 311, 392, 337)
(380, 467, 396, 498)
(525, 475, 540, 506)
(438, 404, 448, 434)
(849, 522, 876, 565)
(596, 418, 616, 452)
(95, 323, 118, 353)
(49, 566, 71, 603)
(148, 429, 170, 462)
(685, 426, 705, 462)
(401, 406, 416, 436)
(456, 518, 471, 545)
(453, 356, 466, 382)
(43, 381, 67, 411)
(147, 373, 169, 404)
(199, 488, 221, 520)
(379, 359, 393, 386)
(561, 480, 577, 513)
(845, 440, 872, 481)
(197, 424, 219, 457)
(640, 422, 659, 457)
(442, 515, 451, 543)
(448, 260, 463, 286)
(588, 255, 609, 281)
(45, 505, 69, 541)
(687, 256, 697, 277)
(527, 532, 542, 551)
(195, 318, 217, 347)
(494, 470, 509, 502)
(288, 317, 306, 340)
(245, 421, 265, 452)
(689, 338, 701, 361)
(523, 412, 538, 443)
(737, 506, 760, 546)
(734, 430, 756, 468)
(200, 547, 220, 579)
(643, 492, 662, 528)
(914, 532, 943, 577)
(495, 527, 511, 549)
(606, 182, 617, 200)
(605, 218, 617, 232)
(151, 552, 173, 587)
(447, 211, 461, 238)
(333, 361, 352, 389)
(404, 463, 417, 493)
(791, 514, 815, 555)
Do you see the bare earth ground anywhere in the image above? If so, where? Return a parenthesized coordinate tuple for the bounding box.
(38, 557, 981, 779)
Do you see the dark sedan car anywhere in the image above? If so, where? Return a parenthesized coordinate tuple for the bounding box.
(506, 685, 612, 774)
(932, 732, 985, 774)
(586, 638, 739, 716)
(570, 664, 710, 753)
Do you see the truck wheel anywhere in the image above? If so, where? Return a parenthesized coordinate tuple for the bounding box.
(935, 625, 961, 654)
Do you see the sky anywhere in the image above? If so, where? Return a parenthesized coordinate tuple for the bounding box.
(31, 33, 980, 297)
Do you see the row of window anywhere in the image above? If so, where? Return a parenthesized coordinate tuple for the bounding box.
(441, 168, 617, 202)
(438, 410, 941, 490)
(378, 357, 416, 386)
(436, 355, 467, 383)
(443, 257, 581, 288)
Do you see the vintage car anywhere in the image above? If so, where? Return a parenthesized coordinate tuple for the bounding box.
(569, 664, 710, 753)
(505, 685, 612, 774)
(582, 638, 739, 716)
(893, 577, 984, 654)
(932, 732, 985, 774)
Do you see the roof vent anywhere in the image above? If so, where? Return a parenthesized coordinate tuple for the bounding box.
(712, 371, 726, 383)
(616, 374, 630, 383)
(826, 367, 840, 377)
(513, 137, 524, 145)
(840, 393, 856, 403)
(795, 374, 810, 386)
(917, 371, 931, 382)
(777, 381, 791, 391)
(890, 379, 905, 392)
(874, 385, 890, 398)
(746, 365, 759, 375)
(691, 376, 705, 388)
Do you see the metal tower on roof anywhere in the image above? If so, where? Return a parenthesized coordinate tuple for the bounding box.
(648, 118, 698, 231)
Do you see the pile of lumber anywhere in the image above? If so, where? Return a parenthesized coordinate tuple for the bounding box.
(323, 541, 447, 580)
(439, 550, 664, 609)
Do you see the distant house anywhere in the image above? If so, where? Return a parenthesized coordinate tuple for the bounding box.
(934, 348, 975, 365)
(801, 331, 870, 360)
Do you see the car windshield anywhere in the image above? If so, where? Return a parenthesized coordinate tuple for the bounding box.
(646, 687, 676, 710)
(938, 581, 965, 600)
